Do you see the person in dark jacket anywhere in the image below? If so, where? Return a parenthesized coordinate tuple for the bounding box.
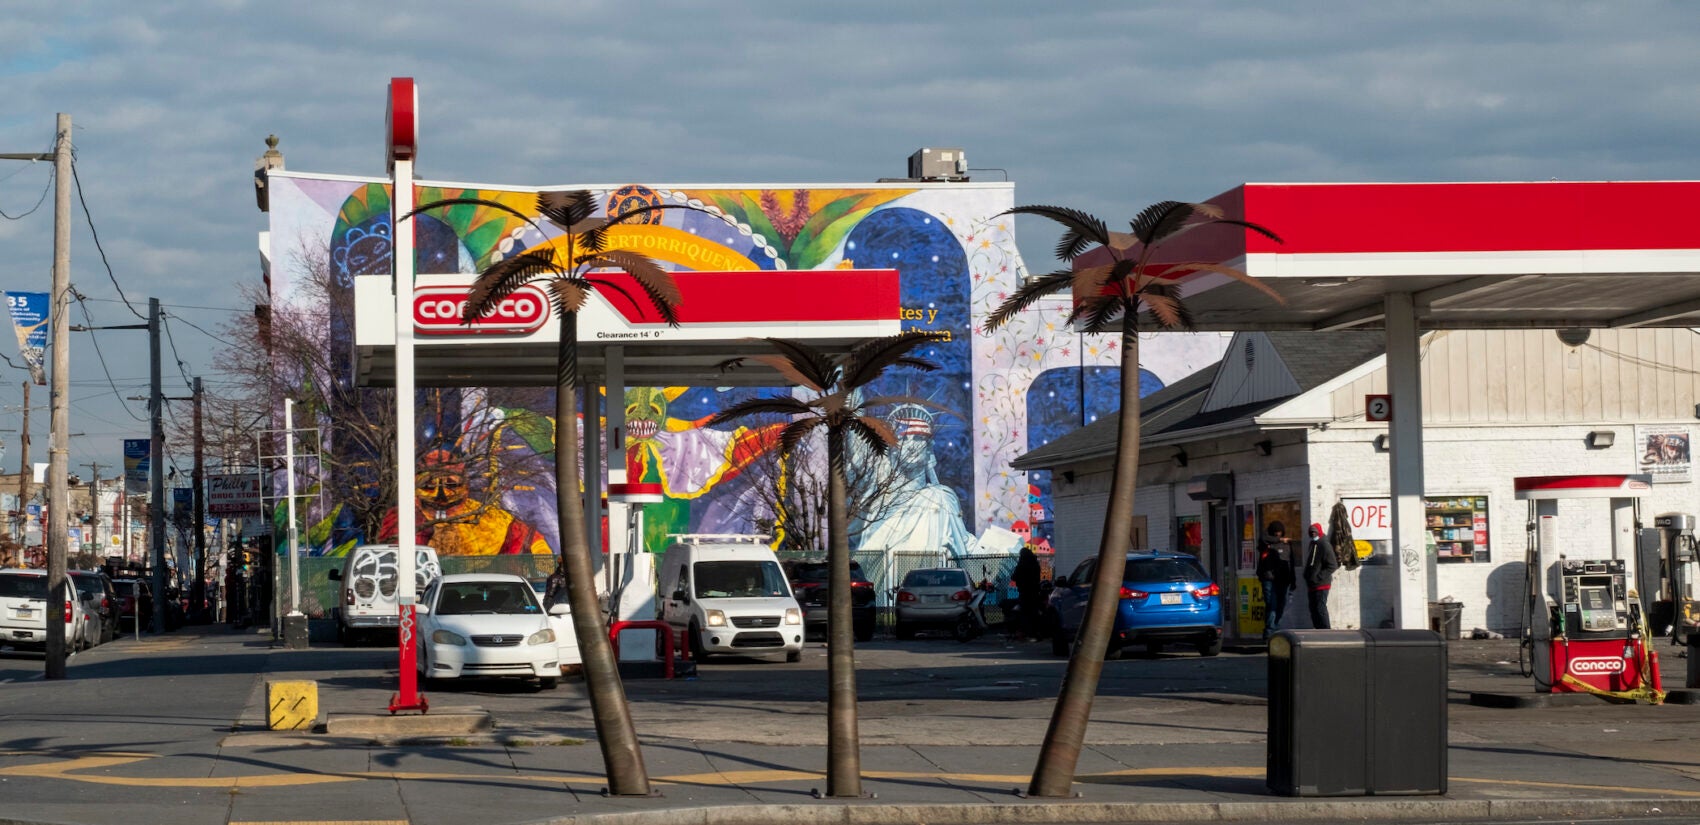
(1012, 545, 1043, 640)
(1255, 522, 1293, 638)
(1304, 522, 1340, 629)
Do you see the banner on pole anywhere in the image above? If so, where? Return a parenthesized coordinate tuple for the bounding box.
(123, 439, 151, 493)
(4, 291, 48, 386)
(172, 487, 194, 529)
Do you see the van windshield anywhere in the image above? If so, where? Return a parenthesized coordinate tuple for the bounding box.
(693, 560, 788, 599)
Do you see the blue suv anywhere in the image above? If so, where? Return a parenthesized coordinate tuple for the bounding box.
(1046, 551, 1223, 658)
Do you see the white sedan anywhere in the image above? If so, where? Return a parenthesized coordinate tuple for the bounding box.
(416, 574, 567, 689)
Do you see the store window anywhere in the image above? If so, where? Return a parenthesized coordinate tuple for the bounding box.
(1427, 496, 1490, 563)
(1176, 515, 1202, 556)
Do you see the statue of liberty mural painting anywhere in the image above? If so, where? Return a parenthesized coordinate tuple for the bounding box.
(854, 402, 975, 563)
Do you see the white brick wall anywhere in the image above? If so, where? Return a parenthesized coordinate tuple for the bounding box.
(1310, 423, 1693, 634)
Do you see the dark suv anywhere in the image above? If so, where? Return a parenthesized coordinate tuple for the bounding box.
(783, 559, 876, 642)
(112, 578, 154, 633)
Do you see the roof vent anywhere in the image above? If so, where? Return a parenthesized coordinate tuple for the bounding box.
(907, 148, 968, 182)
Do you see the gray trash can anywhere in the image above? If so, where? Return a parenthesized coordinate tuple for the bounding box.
(1428, 601, 1463, 640)
(1267, 629, 1447, 796)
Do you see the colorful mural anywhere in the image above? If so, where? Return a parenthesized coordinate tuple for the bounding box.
(264, 174, 1230, 559)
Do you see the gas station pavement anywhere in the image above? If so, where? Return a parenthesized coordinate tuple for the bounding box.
(2, 625, 1698, 825)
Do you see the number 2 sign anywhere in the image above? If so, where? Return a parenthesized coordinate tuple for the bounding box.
(1365, 394, 1393, 422)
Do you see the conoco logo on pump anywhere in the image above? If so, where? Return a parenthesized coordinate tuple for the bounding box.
(1567, 656, 1626, 676)
(414, 285, 549, 335)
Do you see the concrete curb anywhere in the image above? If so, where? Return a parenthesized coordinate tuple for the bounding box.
(534, 797, 1700, 825)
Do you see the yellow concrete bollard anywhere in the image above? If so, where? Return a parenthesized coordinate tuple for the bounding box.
(267, 680, 318, 731)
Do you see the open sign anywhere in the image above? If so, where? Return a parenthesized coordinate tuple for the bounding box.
(413, 285, 550, 335)
(1343, 498, 1392, 541)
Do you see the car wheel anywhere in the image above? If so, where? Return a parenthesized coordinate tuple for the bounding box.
(688, 622, 706, 661)
(894, 621, 915, 641)
(538, 676, 559, 689)
(786, 649, 802, 663)
(1049, 613, 1069, 657)
(853, 618, 874, 643)
(1145, 641, 1165, 657)
(1196, 637, 1222, 657)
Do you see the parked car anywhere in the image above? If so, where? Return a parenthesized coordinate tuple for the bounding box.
(416, 573, 565, 688)
(656, 535, 804, 662)
(69, 570, 117, 646)
(328, 544, 442, 645)
(0, 568, 85, 651)
(783, 559, 876, 642)
(1046, 551, 1223, 658)
(112, 577, 154, 633)
(893, 567, 974, 640)
(529, 579, 582, 670)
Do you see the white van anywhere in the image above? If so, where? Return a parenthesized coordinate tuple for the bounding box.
(656, 535, 804, 662)
(328, 544, 441, 644)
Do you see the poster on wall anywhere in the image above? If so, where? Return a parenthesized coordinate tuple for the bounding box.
(1342, 497, 1389, 560)
(1636, 425, 1691, 483)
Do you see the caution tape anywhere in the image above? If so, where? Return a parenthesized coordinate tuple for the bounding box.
(1558, 673, 1665, 705)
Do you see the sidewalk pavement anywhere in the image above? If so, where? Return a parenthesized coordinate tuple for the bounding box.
(1, 624, 1698, 825)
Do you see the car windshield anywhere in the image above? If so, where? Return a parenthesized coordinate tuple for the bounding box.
(435, 581, 540, 615)
(69, 576, 102, 599)
(0, 574, 48, 599)
(1124, 558, 1210, 584)
(902, 569, 968, 588)
(693, 560, 788, 598)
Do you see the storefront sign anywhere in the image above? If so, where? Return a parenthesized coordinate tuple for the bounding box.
(413, 285, 550, 335)
(207, 473, 262, 518)
(1343, 497, 1392, 541)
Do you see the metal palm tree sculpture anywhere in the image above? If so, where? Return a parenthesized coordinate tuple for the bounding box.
(404, 189, 692, 796)
(710, 331, 942, 798)
(985, 201, 1282, 797)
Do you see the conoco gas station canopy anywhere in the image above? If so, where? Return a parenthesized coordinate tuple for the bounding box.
(1098, 180, 1700, 331)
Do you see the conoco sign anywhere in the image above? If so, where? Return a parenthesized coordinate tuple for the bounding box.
(413, 285, 550, 336)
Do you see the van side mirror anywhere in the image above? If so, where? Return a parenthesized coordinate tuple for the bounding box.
(671, 589, 688, 603)
(414, 604, 430, 616)
(549, 603, 570, 617)
(1054, 575, 1069, 588)
(327, 569, 342, 581)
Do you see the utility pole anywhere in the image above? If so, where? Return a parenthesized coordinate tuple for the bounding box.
(45, 113, 72, 679)
(149, 297, 165, 635)
(191, 377, 206, 623)
(81, 462, 103, 554)
(18, 381, 30, 541)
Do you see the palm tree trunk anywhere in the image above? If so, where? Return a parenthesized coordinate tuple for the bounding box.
(1027, 315, 1143, 797)
(555, 312, 650, 796)
(825, 427, 862, 797)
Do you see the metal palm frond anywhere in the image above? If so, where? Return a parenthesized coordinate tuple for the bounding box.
(1129, 201, 1196, 246)
(759, 339, 837, 392)
(984, 270, 1074, 332)
(464, 249, 561, 321)
(537, 190, 597, 231)
(593, 249, 684, 313)
(845, 417, 895, 456)
(999, 205, 1110, 256)
(706, 396, 815, 428)
(779, 417, 827, 454)
(841, 331, 943, 389)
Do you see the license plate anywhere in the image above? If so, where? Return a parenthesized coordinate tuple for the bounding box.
(15, 608, 31, 618)
(924, 595, 943, 603)
(1159, 593, 1182, 605)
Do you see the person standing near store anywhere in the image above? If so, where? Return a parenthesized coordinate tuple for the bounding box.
(1304, 522, 1340, 629)
(1256, 522, 1293, 638)
(1012, 544, 1043, 641)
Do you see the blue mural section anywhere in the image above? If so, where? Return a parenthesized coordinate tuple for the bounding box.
(1023, 365, 1162, 543)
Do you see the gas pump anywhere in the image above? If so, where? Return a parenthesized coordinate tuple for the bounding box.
(1644, 513, 1700, 688)
(1515, 475, 1663, 701)
(604, 481, 663, 661)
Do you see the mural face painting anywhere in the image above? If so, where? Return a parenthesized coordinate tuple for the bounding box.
(265, 176, 1231, 561)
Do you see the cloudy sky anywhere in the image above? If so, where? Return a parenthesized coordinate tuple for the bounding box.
(2, 0, 1698, 474)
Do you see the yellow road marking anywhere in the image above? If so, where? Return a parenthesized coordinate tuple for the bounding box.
(2, 753, 1696, 801)
(232, 821, 407, 825)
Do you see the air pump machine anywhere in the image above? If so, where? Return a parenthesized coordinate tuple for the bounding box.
(1516, 474, 1662, 697)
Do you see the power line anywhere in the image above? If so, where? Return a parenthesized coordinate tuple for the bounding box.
(0, 157, 54, 220)
(68, 156, 147, 321)
(71, 292, 147, 422)
(167, 311, 241, 348)
(159, 313, 196, 391)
